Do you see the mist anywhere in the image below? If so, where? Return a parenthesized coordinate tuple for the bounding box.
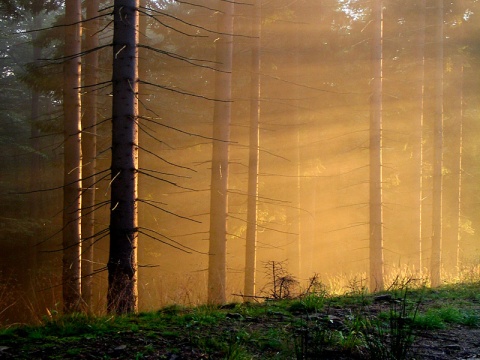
(1, 0, 479, 324)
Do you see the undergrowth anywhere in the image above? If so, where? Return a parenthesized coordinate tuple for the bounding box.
(1, 270, 479, 359)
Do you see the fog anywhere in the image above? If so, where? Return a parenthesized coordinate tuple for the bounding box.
(1, 0, 479, 324)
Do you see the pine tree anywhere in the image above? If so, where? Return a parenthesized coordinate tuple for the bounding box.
(107, 0, 139, 314)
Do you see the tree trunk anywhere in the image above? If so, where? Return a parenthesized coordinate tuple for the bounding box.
(28, 12, 42, 290)
(287, 2, 302, 280)
(415, 0, 426, 275)
(107, 0, 139, 314)
(292, 130, 301, 278)
(62, 0, 83, 313)
(430, 0, 444, 288)
(369, 0, 384, 292)
(455, 61, 464, 273)
(444, 54, 464, 275)
(81, 0, 99, 311)
(207, 0, 234, 305)
(244, 0, 261, 301)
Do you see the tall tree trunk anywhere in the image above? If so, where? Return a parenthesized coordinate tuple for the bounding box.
(244, 0, 261, 300)
(430, 0, 444, 288)
(288, 2, 302, 280)
(62, 0, 83, 313)
(455, 61, 464, 274)
(28, 12, 42, 289)
(207, 0, 234, 305)
(444, 53, 464, 275)
(455, 0, 468, 275)
(369, 0, 384, 292)
(137, 0, 148, 290)
(107, 0, 139, 314)
(81, 0, 99, 311)
(292, 130, 301, 278)
(415, 0, 426, 275)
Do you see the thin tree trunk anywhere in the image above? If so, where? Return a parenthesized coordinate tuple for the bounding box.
(455, 72, 464, 274)
(453, 0, 466, 275)
(207, 0, 234, 305)
(288, 2, 302, 280)
(62, 0, 83, 313)
(244, 0, 261, 300)
(442, 52, 463, 272)
(107, 0, 139, 314)
(81, 0, 99, 311)
(415, 0, 426, 275)
(292, 130, 301, 278)
(430, 0, 444, 288)
(455, 60, 464, 275)
(369, 0, 384, 292)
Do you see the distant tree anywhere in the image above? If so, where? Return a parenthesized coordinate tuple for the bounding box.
(29, 7, 44, 212)
(81, 0, 99, 311)
(0, 0, 61, 290)
(290, 2, 302, 280)
(430, 0, 444, 288)
(442, 0, 466, 275)
(449, 53, 464, 275)
(369, 0, 384, 292)
(107, 0, 139, 314)
(414, 0, 426, 274)
(452, 1, 466, 273)
(207, 0, 235, 305)
(244, 0, 261, 301)
(62, 0, 83, 313)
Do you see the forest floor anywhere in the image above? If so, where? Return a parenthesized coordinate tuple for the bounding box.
(0, 281, 480, 359)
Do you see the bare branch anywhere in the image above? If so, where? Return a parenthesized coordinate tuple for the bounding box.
(139, 80, 232, 102)
(138, 8, 208, 38)
(174, 0, 224, 12)
(39, 44, 111, 64)
(228, 214, 297, 235)
(21, 13, 113, 34)
(141, 6, 254, 38)
(139, 115, 232, 142)
(137, 121, 175, 149)
(139, 167, 191, 179)
(137, 144, 197, 172)
(138, 170, 196, 191)
(13, 169, 110, 195)
(138, 198, 202, 224)
(140, 227, 206, 254)
(138, 229, 192, 254)
(138, 44, 225, 72)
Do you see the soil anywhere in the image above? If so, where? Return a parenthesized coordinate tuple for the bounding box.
(410, 326, 480, 359)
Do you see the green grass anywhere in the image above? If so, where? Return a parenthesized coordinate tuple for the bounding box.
(1, 282, 479, 359)
(414, 305, 480, 330)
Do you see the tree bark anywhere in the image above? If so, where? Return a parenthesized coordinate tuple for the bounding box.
(430, 0, 444, 288)
(244, 0, 261, 301)
(369, 0, 384, 292)
(62, 0, 83, 314)
(107, 0, 139, 314)
(207, 0, 234, 305)
(81, 0, 99, 311)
